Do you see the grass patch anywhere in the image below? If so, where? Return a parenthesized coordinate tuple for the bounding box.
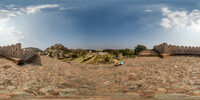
(82, 56, 94, 63)
(61, 58, 73, 62)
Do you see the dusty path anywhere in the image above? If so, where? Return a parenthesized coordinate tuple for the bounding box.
(1, 55, 200, 99)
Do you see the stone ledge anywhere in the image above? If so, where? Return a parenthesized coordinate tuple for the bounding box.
(0, 55, 24, 65)
(24, 54, 37, 63)
(154, 93, 200, 100)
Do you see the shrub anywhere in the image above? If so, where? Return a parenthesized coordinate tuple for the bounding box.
(135, 45, 147, 55)
(119, 49, 135, 56)
(64, 49, 70, 54)
(71, 54, 78, 58)
(103, 54, 112, 63)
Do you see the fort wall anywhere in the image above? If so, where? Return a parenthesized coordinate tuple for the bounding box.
(0, 43, 36, 61)
(153, 43, 200, 55)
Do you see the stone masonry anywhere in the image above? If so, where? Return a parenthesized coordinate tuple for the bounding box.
(153, 43, 200, 57)
(0, 43, 36, 63)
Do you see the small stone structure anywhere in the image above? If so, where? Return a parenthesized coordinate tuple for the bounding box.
(0, 43, 37, 64)
(138, 50, 159, 57)
(153, 43, 200, 57)
(117, 53, 123, 60)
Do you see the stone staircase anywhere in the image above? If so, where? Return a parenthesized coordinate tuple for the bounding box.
(138, 50, 159, 57)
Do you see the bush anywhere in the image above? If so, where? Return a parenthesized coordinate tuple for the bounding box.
(118, 49, 135, 56)
(64, 49, 70, 54)
(135, 45, 147, 55)
(91, 54, 113, 64)
(103, 54, 112, 63)
(71, 54, 78, 58)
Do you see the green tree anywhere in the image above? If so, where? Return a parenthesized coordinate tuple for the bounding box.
(135, 45, 147, 55)
(119, 49, 133, 56)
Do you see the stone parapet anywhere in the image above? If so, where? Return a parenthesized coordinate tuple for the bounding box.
(153, 43, 200, 57)
(0, 43, 37, 64)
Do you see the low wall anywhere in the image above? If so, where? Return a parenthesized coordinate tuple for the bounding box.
(22, 49, 37, 61)
(0, 43, 37, 63)
(153, 43, 200, 55)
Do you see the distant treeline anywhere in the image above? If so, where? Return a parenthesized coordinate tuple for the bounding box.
(63, 45, 147, 58)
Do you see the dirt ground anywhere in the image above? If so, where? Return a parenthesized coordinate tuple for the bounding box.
(1, 55, 200, 99)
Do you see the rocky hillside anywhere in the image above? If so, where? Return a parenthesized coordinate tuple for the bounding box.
(44, 44, 68, 59)
(44, 44, 68, 53)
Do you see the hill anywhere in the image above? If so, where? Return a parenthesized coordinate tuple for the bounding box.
(44, 44, 68, 53)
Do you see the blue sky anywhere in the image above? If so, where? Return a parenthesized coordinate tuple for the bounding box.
(0, 0, 200, 50)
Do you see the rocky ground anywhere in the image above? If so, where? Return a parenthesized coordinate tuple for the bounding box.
(1, 55, 200, 99)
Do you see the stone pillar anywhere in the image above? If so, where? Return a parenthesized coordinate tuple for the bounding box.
(16, 43, 22, 58)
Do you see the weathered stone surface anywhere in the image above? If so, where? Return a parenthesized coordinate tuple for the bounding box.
(39, 85, 56, 92)
(157, 88, 166, 93)
(6, 86, 16, 90)
(0, 90, 10, 94)
(1, 54, 200, 99)
(154, 93, 191, 100)
(173, 82, 187, 90)
(129, 73, 136, 76)
(10, 94, 35, 99)
(190, 90, 200, 96)
(0, 85, 5, 89)
(189, 80, 195, 85)
(154, 43, 200, 56)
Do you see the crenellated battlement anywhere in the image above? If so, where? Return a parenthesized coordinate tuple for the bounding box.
(153, 43, 200, 57)
(0, 43, 37, 64)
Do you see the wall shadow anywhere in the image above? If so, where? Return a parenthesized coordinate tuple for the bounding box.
(28, 56, 42, 66)
(172, 54, 200, 58)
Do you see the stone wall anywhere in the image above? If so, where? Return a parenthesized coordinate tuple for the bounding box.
(153, 43, 200, 55)
(22, 49, 37, 60)
(0, 43, 22, 58)
(0, 43, 36, 60)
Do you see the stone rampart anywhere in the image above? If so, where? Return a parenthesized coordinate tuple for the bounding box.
(0, 43, 36, 63)
(153, 43, 200, 55)
(22, 49, 37, 60)
(0, 43, 22, 58)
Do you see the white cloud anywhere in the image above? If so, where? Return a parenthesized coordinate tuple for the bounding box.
(161, 7, 200, 32)
(59, 7, 78, 10)
(7, 27, 24, 43)
(0, 4, 60, 23)
(145, 9, 153, 12)
(0, 4, 61, 45)
(0, 9, 19, 24)
(26, 4, 59, 14)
